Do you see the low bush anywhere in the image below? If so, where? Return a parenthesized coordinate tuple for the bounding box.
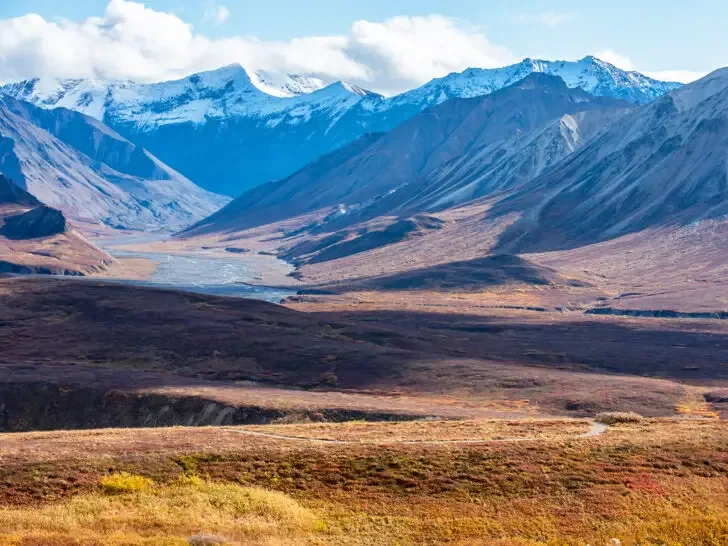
(596, 411, 645, 425)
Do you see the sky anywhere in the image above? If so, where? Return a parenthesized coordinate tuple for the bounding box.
(0, 0, 723, 96)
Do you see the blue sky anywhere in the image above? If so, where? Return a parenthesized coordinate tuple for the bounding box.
(0, 0, 722, 93)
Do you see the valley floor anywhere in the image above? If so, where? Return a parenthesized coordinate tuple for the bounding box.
(3, 277, 728, 427)
(0, 418, 726, 545)
(4, 206, 728, 544)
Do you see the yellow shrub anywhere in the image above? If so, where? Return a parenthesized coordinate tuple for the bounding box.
(174, 473, 204, 488)
(100, 472, 154, 494)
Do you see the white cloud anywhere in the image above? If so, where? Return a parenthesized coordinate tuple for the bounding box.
(0, 2, 704, 96)
(598, 50, 706, 83)
(597, 49, 635, 70)
(0, 1, 515, 96)
(348, 16, 515, 94)
(643, 70, 707, 84)
(514, 12, 576, 26)
(204, 5, 230, 25)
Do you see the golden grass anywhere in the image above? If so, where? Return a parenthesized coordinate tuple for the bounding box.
(0, 477, 324, 545)
(240, 418, 590, 443)
(317, 489, 728, 546)
(676, 390, 721, 420)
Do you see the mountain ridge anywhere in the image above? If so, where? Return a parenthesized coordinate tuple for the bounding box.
(1, 57, 681, 197)
(491, 67, 728, 253)
(0, 95, 229, 231)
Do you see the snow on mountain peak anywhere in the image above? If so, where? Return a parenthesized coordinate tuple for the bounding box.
(191, 63, 251, 86)
(0, 56, 681, 137)
(340, 82, 372, 96)
(391, 56, 681, 110)
(251, 70, 327, 97)
(0, 63, 384, 129)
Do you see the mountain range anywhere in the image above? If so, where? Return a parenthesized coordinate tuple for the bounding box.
(1, 56, 680, 197)
(2, 53, 721, 277)
(187, 73, 635, 237)
(177, 66, 728, 286)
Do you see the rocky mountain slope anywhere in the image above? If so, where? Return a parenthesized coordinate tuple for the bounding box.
(493, 67, 728, 253)
(186, 74, 632, 236)
(0, 95, 228, 231)
(1, 57, 679, 196)
(0, 174, 112, 275)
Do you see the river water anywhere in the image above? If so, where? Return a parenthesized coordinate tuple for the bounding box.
(97, 236, 298, 303)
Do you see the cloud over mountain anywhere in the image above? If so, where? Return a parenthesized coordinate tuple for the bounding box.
(0, 0, 515, 96)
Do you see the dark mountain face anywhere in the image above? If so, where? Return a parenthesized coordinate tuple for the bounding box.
(0, 174, 66, 240)
(0, 174, 39, 207)
(492, 68, 728, 253)
(186, 74, 632, 236)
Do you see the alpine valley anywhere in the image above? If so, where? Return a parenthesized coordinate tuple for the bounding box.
(5, 46, 728, 546)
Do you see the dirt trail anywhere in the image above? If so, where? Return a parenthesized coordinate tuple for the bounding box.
(582, 421, 608, 438)
(220, 420, 608, 445)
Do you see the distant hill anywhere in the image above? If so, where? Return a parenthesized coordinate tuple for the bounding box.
(0, 174, 112, 275)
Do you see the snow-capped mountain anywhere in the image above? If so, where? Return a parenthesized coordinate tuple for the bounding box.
(0, 57, 681, 197)
(250, 70, 327, 97)
(1, 64, 374, 129)
(393, 56, 680, 110)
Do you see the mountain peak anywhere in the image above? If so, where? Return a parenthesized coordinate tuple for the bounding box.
(512, 73, 569, 91)
(669, 66, 728, 112)
(340, 81, 374, 97)
(306, 81, 378, 100)
(186, 63, 255, 89)
(577, 55, 620, 71)
(579, 55, 600, 63)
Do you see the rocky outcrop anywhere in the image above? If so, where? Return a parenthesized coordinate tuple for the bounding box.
(0, 174, 113, 275)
